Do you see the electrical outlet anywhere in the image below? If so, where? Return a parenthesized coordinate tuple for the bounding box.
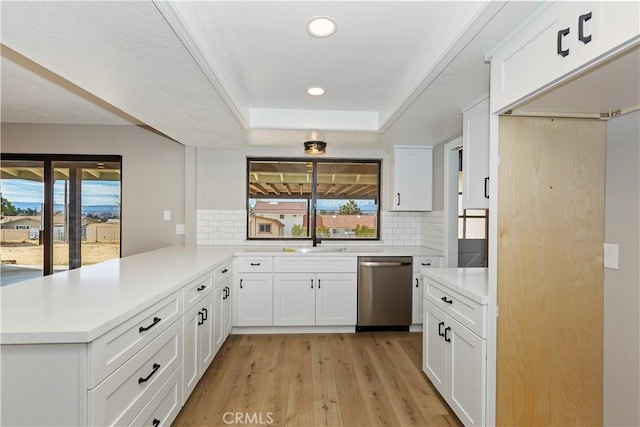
(163, 210, 171, 221)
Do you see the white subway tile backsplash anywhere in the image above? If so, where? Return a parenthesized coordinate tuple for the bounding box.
(196, 209, 445, 248)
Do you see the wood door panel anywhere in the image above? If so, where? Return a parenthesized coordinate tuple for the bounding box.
(497, 116, 604, 425)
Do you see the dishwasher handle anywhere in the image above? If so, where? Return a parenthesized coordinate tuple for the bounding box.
(359, 261, 412, 267)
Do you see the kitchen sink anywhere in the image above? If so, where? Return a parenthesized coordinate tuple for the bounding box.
(289, 247, 349, 253)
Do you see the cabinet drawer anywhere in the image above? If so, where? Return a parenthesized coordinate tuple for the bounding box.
(184, 271, 214, 311)
(214, 260, 233, 286)
(237, 256, 273, 273)
(88, 319, 183, 427)
(274, 256, 357, 273)
(413, 256, 441, 272)
(88, 292, 182, 388)
(425, 280, 486, 338)
(130, 366, 182, 427)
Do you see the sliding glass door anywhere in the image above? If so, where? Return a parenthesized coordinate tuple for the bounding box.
(0, 159, 45, 283)
(1, 154, 121, 285)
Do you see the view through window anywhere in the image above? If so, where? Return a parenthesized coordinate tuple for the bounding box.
(247, 159, 381, 240)
(1, 154, 122, 286)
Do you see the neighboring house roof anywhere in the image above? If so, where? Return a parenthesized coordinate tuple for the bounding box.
(313, 214, 377, 229)
(0, 216, 41, 226)
(254, 201, 307, 215)
(0, 215, 103, 226)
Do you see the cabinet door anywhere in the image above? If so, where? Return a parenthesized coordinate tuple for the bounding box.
(315, 273, 357, 326)
(213, 285, 225, 353)
(223, 283, 233, 339)
(198, 293, 215, 375)
(447, 317, 486, 427)
(237, 274, 273, 326)
(412, 274, 423, 324)
(392, 147, 433, 211)
(462, 97, 490, 209)
(577, 1, 640, 65)
(490, 2, 578, 112)
(182, 304, 200, 401)
(273, 273, 315, 326)
(423, 302, 447, 397)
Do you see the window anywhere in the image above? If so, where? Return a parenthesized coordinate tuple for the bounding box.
(1, 154, 122, 285)
(259, 224, 271, 233)
(247, 158, 381, 241)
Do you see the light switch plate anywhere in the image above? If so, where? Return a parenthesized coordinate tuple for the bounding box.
(163, 210, 171, 221)
(603, 243, 619, 269)
(176, 224, 185, 235)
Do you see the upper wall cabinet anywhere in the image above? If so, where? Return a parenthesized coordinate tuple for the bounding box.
(391, 146, 433, 212)
(462, 96, 489, 210)
(488, 1, 640, 113)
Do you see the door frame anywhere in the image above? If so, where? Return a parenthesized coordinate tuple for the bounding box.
(443, 137, 462, 267)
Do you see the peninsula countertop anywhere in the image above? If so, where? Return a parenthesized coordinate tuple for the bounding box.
(420, 267, 489, 304)
(1, 244, 443, 344)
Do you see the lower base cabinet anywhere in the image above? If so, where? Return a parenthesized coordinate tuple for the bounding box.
(88, 320, 184, 426)
(423, 301, 486, 426)
(273, 273, 357, 326)
(131, 366, 183, 427)
(183, 291, 215, 402)
(213, 278, 233, 352)
(236, 273, 274, 326)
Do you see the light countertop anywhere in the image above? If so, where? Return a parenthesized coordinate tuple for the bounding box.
(235, 245, 444, 257)
(420, 267, 489, 304)
(1, 245, 442, 344)
(0, 246, 235, 344)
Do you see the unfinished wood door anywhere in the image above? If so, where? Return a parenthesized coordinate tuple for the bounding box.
(497, 116, 605, 425)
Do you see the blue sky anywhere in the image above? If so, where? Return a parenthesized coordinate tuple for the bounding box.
(1, 179, 120, 206)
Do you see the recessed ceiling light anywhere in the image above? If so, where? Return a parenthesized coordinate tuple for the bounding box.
(307, 17, 337, 38)
(307, 87, 325, 96)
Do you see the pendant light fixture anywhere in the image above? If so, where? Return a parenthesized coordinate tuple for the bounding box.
(304, 140, 327, 155)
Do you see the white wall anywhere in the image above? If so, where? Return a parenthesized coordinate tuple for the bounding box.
(1, 123, 186, 257)
(603, 110, 640, 426)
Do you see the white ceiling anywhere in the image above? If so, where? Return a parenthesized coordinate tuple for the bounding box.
(0, 1, 544, 149)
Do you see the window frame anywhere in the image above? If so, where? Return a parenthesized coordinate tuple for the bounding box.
(246, 157, 382, 242)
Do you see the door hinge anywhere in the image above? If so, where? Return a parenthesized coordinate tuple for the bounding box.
(496, 305, 499, 318)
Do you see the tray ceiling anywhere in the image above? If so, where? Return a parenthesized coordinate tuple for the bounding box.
(1, 1, 545, 149)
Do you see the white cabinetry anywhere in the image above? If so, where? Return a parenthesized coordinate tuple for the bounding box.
(273, 256, 357, 326)
(489, 1, 640, 112)
(88, 320, 183, 426)
(0, 252, 236, 427)
(575, 2, 640, 66)
(391, 146, 433, 211)
(461, 96, 490, 209)
(182, 286, 214, 402)
(236, 256, 274, 327)
(273, 272, 357, 326)
(213, 261, 233, 353)
(422, 275, 488, 426)
(215, 277, 232, 349)
(315, 273, 357, 325)
(412, 256, 442, 325)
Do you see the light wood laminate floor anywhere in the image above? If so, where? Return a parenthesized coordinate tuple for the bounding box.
(173, 332, 462, 427)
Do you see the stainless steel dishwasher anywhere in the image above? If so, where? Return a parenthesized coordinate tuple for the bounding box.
(357, 256, 413, 331)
